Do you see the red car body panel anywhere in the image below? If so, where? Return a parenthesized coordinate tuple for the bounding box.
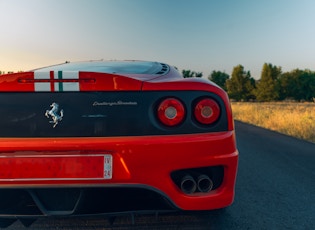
(0, 61, 238, 221)
(0, 131, 237, 210)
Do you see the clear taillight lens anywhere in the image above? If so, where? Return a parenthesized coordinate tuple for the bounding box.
(157, 98, 185, 126)
(194, 98, 220, 125)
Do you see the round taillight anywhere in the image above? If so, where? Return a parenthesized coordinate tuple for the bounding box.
(194, 98, 220, 125)
(157, 98, 185, 126)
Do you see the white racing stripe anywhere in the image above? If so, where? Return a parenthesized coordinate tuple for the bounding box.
(54, 71, 79, 92)
(34, 71, 50, 91)
(34, 71, 79, 92)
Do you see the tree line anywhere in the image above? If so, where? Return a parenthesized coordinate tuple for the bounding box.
(182, 63, 315, 102)
(0, 71, 17, 74)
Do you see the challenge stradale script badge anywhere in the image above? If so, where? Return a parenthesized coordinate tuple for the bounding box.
(45, 102, 64, 128)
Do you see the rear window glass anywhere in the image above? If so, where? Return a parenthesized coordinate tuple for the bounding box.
(35, 61, 168, 74)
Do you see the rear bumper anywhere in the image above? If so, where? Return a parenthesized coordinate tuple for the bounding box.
(0, 131, 238, 212)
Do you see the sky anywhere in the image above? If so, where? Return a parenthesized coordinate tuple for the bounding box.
(1, 0, 315, 79)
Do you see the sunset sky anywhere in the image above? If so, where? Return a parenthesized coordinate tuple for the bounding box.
(1, 0, 315, 78)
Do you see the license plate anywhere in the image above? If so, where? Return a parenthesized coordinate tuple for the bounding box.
(104, 154, 113, 179)
(0, 154, 113, 181)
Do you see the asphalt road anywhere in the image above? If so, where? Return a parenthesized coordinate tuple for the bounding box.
(4, 121, 315, 229)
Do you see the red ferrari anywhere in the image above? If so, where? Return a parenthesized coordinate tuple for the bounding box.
(0, 60, 238, 227)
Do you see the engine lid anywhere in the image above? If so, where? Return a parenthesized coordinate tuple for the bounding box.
(0, 61, 175, 92)
(0, 71, 144, 92)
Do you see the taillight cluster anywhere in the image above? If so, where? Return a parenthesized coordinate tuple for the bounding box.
(157, 97, 220, 127)
(157, 98, 185, 126)
(194, 98, 220, 125)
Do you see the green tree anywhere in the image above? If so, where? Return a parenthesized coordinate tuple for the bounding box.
(194, 72, 203, 78)
(278, 71, 297, 100)
(182, 69, 203, 78)
(279, 69, 315, 101)
(226, 65, 255, 101)
(208, 71, 229, 91)
(297, 70, 315, 101)
(255, 63, 281, 101)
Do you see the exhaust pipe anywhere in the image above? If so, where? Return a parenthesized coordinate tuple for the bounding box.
(197, 174, 213, 193)
(180, 175, 197, 194)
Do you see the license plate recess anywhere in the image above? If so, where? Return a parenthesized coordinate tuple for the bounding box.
(0, 154, 113, 181)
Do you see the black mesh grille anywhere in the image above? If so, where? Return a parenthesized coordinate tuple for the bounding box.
(155, 63, 169, 75)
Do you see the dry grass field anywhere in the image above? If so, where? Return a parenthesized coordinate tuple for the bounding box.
(231, 102, 315, 143)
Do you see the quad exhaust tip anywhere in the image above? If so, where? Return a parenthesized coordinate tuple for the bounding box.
(180, 174, 214, 194)
(197, 174, 214, 193)
(180, 175, 197, 194)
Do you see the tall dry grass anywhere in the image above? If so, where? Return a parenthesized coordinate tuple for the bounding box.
(231, 102, 315, 143)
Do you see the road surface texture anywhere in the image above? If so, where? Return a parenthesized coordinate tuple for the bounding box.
(3, 121, 315, 229)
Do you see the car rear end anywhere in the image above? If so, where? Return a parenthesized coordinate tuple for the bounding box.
(0, 61, 238, 227)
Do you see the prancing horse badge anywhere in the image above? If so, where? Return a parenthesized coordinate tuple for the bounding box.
(45, 102, 64, 128)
